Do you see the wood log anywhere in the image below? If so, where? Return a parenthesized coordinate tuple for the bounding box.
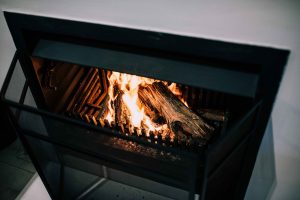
(85, 70, 109, 125)
(67, 68, 94, 116)
(138, 91, 165, 124)
(115, 89, 123, 126)
(83, 82, 101, 123)
(114, 87, 131, 132)
(114, 85, 122, 125)
(138, 82, 214, 140)
(74, 68, 98, 116)
(96, 95, 109, 125)
(197, 108, 225, 122)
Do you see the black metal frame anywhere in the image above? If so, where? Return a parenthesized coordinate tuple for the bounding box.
(1, 52, 201, 200)
(1, 11, 290, 200)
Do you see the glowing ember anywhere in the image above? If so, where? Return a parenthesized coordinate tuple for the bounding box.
(104, 71, 187, 138)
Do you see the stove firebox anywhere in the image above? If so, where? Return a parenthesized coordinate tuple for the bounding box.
(31, 58, 232, 149)
(1, 12, 289, 200)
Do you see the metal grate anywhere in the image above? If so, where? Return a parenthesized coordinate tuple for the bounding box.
(64, 67, 228, 151)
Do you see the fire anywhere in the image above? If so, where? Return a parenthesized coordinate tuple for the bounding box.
(168, 83, 189, 107)
(104, 71, 187, 138)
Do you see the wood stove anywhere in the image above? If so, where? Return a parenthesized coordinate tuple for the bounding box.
(0, 12, 289, 200)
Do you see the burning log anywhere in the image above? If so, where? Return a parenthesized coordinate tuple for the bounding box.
(96, 95, 109, 125)
(138, 82, 214, 140)
(114, 86, 132, 132)
(138, 91, 165, 124)
(114, 86, 123, 124)
(115, 88, 125, 131)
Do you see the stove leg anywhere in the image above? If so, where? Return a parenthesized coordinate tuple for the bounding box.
(75, 165, 109, 199)
(75, 177, 107, 200)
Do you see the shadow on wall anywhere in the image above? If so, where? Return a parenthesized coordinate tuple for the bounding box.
(270, 99, 300, 200)
(245, 118, 276, 200)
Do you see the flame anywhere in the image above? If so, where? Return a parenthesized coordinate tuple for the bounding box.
(104, 71, 187, 138)
(167, 83, 189, 107)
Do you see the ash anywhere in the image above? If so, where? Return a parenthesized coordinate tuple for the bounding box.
(109, 137, 182, 162)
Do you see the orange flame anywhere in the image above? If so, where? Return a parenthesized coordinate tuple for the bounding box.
(104, 71, 187, 138)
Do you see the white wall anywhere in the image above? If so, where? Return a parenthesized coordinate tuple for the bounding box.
(1, 0, 299, 199)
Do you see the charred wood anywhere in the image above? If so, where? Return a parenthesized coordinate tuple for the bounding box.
(197, 109, 225, 122)
(139, 82, 214, 140)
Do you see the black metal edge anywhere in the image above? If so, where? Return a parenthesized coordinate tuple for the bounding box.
(206, 100, 262, 153)
(14, 80, 29, 120)
(198, 154, 208, 200)
(206, 99, 262, 186)
(0, 52, 57, 199)
(2, 97, 198, 159)
(0, 50, 201, 193)
(234, 54, 290, 199)
(33, 39, 259, 98)
(2, 99, 57, 199)
(58, 146, 197, 193)
(0, 49, 46, 109)
(19, 53, 68, 199)
(18, 51, 48, 109)
(21, 129, 196, 191)
(5, 77, 199, 192)
(0, 50, 19, 99)
(3, 11, 289, 67)
(0, 37, 211, 161)
(0, 51, 198, 158)
(2, 49, 199, 193)
(13, 124, 58, 200)
(200, 100, 261, 196)
(208, 130, 254, 181)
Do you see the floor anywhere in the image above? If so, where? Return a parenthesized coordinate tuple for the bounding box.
(0, 139, 35, 200)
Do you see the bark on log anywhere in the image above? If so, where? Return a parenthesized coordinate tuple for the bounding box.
(138, 91, 165, 124)
(138, 82, 214, 140)
(96, 95, 109, 123)
(114, 86, 131, 131)
(197, 109, 225, 122)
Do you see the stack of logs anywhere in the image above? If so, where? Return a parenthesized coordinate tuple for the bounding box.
(66, 68, 108, 125)
(66, 67, 226, 148)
